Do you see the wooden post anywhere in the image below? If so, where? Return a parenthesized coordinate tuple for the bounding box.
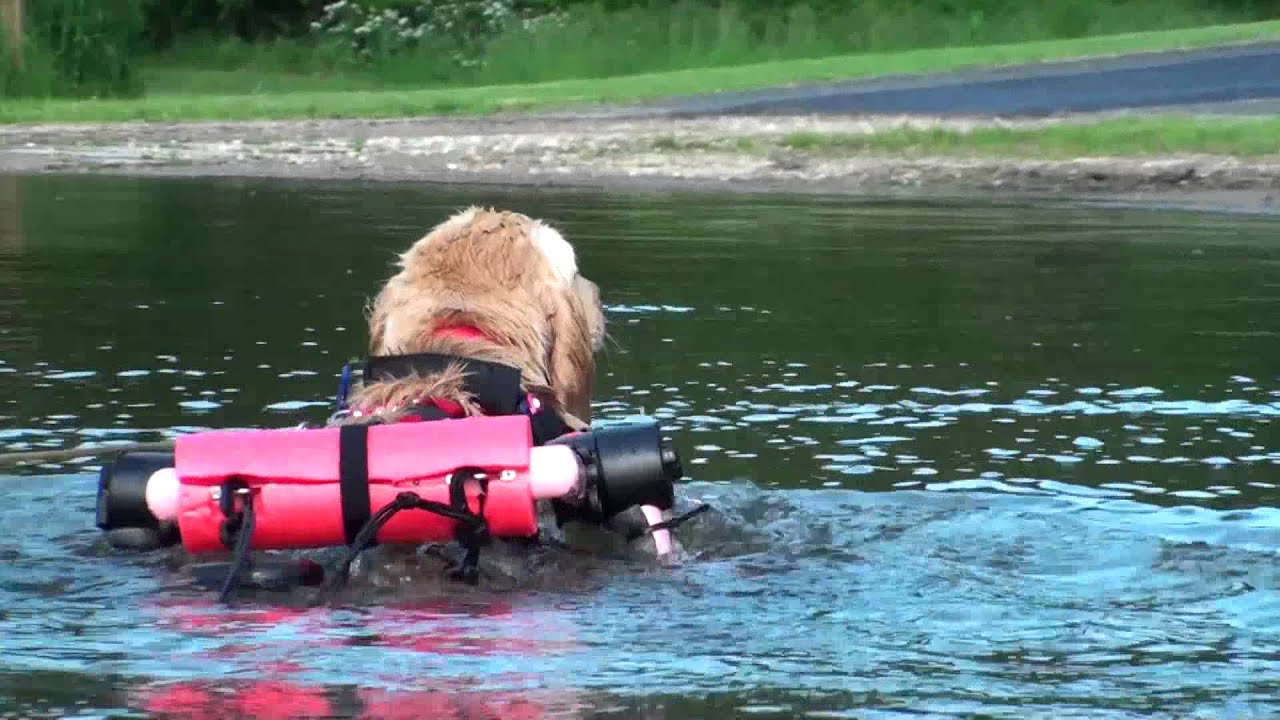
(1, 0, 24, 68)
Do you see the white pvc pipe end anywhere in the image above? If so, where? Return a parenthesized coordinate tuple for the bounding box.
(145, 467, 181, 522)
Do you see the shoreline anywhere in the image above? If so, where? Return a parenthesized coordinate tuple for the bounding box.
(2, 114, 1278, 214)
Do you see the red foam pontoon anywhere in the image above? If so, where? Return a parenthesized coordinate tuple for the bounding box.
(172, 415, 539, 553)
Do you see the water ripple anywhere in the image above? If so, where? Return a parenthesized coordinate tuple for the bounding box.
(2, 180, 1279, 719)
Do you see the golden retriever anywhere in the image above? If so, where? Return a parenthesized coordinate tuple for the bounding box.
(329, 206, 676, 582)
(342, 206, 605, 430)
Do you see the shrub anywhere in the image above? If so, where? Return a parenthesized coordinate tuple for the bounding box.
(310, 0, 540, 69)
(3, 0, 146, 98)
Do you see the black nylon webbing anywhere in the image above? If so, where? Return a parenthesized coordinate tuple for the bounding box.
(361, 352, 524, 415)
(530, 410, 574, 445)
(338, 424, 372, 546)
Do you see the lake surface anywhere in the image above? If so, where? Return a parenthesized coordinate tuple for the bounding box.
(1, 173, 1277, 719)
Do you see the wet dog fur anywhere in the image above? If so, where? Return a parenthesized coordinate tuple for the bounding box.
(343, 206, 605, 429)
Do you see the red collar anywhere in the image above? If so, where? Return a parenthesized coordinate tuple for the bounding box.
(431, 324, 489, 342)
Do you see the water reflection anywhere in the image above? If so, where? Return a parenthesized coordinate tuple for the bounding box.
(0, 175, 29, 362)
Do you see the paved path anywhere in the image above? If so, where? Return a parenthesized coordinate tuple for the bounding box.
(646, 41, 1280, 117)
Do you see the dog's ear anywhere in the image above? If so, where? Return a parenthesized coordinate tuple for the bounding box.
(365, 283, 397, 355)
(573, 274, 606, 353)
(545, 275, 601, 422)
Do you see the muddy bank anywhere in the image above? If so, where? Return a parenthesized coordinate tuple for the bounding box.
(1, 114, 1277, 212)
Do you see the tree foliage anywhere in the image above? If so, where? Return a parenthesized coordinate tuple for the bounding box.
(4, 0, 146, 97)
(4, 0, 1279, 98)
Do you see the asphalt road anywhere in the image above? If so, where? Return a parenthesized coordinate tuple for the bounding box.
(649, 41, 1280, 117)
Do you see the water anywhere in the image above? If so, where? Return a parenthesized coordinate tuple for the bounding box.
(1, 173, 1278, 719)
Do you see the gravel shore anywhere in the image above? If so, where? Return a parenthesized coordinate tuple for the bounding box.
(2, 114, 1278, 211)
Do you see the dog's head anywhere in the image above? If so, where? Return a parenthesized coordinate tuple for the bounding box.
(363, 207, 606, 424)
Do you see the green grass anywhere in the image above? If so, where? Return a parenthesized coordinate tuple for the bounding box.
(775, 116, 1280, 159)
(463, 0, 1280, 87)
(3, 19, 1280, 124)
(132, 0, 1280, 94)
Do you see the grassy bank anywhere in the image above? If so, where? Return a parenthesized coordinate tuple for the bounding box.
(137, 0, 1280, 95)
(3, 19, 1280, 124)
(772, 116, 1280, 158)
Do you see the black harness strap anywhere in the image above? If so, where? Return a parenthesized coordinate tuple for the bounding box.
(362, 352, 524, 416)
(445, 467, 490, 584)
(338, 424, 372, 547)
(214, 477, 256, 604)
(356, 351, 577, 444)
(317, 468, 494, 599)
(529, 409, 575, 446)
(625, 503, 713, 543)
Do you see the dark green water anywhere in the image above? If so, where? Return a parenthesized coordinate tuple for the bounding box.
(1, 173, 1277, 719)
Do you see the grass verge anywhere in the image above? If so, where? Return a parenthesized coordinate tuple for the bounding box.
(136, 0, 1280, 94)
(771, 116, 1280, 159)
(2, 20, 1280, 124)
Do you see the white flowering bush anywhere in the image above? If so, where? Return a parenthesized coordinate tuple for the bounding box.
(312, 0, 550, 69)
